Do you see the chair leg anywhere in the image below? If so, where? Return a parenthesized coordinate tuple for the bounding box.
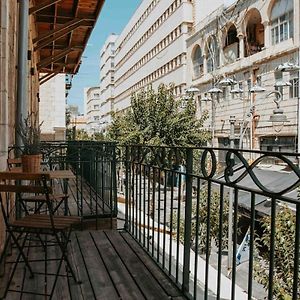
(1, 233, 29, 299)
(0, 236, 11, 277)
(9, 230, 34, 278)
(55, 230, 80, 283)
(49, 230, 80, 300)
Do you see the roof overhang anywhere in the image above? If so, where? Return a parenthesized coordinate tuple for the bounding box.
(31, 0, 104, 75)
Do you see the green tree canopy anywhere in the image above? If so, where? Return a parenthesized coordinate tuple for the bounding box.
(107, 84, 210, 146)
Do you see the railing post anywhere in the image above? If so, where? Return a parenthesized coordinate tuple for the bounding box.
(124, 146, 130, 231)
(183, 148, 193, 294)
(112, 143, 118, 220)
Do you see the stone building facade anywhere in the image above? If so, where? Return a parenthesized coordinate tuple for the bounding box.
(112, 0, 194, 114)
(99, 34, 118, 131)
(0, 0, 40, 255)
(84, 86, 101, 134)
(39, 74, 66, 141)
(187, 0, 300, 151)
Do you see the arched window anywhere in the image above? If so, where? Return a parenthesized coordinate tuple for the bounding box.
(207, 36, 219, 72)
(192, 45, 203, 78)
(245, 9, 264, 56)
(225, 24, 238, 47)
(271, 0, 294, 45)
(223, 24, 239, 63)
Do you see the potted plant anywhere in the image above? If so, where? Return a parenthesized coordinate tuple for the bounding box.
(17, 112, 43, 173)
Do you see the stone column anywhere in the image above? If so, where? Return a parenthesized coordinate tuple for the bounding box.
(238, 33, 245, 59)
(203, 54, 208, 75)
(263, 21, 271, 48)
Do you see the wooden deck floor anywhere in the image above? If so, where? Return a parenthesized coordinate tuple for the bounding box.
(0, 230, 186, 300)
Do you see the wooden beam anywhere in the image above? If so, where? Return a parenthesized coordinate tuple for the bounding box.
(34, 21, 92, 51)
(37, 47, 82, 69)
(34, 18, 84, 44)
(29, 0, 62, 15)
(39, 67, 63, 83)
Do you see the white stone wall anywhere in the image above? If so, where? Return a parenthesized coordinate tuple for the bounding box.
(187, 0, 300, 149)
(39, 74, 66, 140)
(84, 86, 102, 134)
(99, 34, 118, 129)
(113, 0, 193, 113)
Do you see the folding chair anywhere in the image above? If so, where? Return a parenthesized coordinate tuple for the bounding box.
(0, 172, 81, 299)
(7, 158, 22, 172)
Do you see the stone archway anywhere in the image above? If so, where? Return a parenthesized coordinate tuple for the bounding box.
(244, 8, 264, 56)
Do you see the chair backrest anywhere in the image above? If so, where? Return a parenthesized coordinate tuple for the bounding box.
(7, 158, 22, 172)
(0, 172, 52, 225)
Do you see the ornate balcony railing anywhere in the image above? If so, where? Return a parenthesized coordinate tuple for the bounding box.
(122, 145, 300, 300)
(9, 141, 118, 226)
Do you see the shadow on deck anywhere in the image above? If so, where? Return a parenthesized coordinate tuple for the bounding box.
(0, 230, 187, 300)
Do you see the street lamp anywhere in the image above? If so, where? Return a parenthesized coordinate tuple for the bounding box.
(207, 86, 223, 145)
(182, 86, 200, 108)
(267, 90, 288, 133)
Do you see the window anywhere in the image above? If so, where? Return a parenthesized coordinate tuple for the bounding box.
(192, 45, 203, 78)
(271, 0, 293, 45)
(94, 116, 100, 121)
(94, 105, 99, 110)
(260, 136, 296, 152)
(289, 78, 299, 98)
(94, 93, 100, 97)
(274, 71, 283, 93)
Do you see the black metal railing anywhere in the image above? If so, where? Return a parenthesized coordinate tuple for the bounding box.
(9, 141, 118, 223)
(123, 145, 300, 300)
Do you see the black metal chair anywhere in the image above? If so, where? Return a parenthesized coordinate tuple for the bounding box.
(0, 172, 81, 299)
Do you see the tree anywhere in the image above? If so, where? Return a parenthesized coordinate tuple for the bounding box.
(107, 84, 210, 146)
(254, 206, 299, 299)
(172, 189, 232, 254)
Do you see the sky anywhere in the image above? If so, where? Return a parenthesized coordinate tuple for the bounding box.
(67, 0, 142, 113)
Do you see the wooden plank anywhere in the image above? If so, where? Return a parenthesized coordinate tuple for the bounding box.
(121, 231, 184, 298)
(5, 237, 31, 300)
(0, 172, 51, 181)
(67, 233, 84, 300)
(105, 230, 171, 300)
(50, 241, 71, 300)
(0, 249, 22, 300)
(90, 231, 145, 300)
(76, 231, 120, 300)
(69, 233, 95, 299)
(22, 238, 48, 300)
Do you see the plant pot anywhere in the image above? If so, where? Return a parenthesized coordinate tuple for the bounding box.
(21, 154, 42, 173)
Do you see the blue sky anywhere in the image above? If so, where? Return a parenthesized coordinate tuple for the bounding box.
(67, 0, 141, 113)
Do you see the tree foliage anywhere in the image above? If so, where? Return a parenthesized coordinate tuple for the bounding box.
(107, 84, 210, 146)
(172, 189, 231, 254)
(254, 206, 299, 299)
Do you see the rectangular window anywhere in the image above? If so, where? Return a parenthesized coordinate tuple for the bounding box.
(94, 105, 99, 110)
(94, 116, 100, 121)
(271, 11, 293, 45)
(289, 78, 299, 98)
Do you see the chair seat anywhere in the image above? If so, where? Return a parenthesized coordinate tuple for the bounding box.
(12, 214, 81, 230)
(21, 193, 69, 202)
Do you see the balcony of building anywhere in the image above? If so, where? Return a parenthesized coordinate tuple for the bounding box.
(0, 142, 299, 300)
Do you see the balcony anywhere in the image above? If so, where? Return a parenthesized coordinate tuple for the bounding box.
(0, 142, 299, 299)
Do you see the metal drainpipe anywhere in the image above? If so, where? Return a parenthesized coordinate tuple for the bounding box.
(16, 0, 29, 151)
(0, 0, 9, 166)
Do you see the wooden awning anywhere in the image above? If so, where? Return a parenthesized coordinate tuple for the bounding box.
(31, 0, 104, 75)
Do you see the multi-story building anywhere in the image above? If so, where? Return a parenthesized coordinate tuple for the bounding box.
(99, 34, 118, 130)
(112, 0, 194, 113)
(39, 74, 66, 141)
(84, 86, 101, 134)
(187, 0, 299, 152)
